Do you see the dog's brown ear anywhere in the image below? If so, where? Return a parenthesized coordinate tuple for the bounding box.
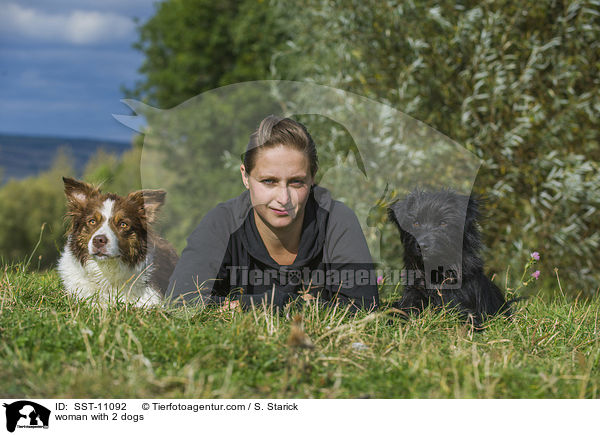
(127, 189, 166, 223)
(63, 177, 98, 209)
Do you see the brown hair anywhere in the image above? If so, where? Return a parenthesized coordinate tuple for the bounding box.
(243, 115, 318, 177)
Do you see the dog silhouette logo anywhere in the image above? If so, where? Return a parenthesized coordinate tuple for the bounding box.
(3, 401, 50, 432)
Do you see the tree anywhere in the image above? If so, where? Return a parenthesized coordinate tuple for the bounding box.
(122, 0, 600, 295)
(126, 0, 290, 108)
(271, 0, 600, 294)
(0, 151, 74, 268)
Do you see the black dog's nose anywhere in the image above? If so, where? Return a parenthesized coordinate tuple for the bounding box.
(416, 236, 431, 255)
(93, 235, 108, 248)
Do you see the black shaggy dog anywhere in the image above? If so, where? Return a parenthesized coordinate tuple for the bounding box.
(388, 189, 510, 327)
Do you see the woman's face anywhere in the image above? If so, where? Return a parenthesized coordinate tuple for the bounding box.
(241, 145, 313, 232)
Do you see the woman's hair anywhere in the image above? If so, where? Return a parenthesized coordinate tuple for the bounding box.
(243, 115, 318, 177)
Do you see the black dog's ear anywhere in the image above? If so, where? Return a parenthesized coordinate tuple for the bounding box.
(465, 195, 481, 227)
(387, 201, 402, 228)
(388, 204, 411, 247)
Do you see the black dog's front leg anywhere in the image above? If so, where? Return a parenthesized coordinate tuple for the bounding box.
(392, 287, 428, 318)
(439, 290, 486, 328)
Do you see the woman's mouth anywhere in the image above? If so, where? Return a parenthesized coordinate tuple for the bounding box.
(270, 207, 290, 216)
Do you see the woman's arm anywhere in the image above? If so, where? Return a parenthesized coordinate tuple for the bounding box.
(167, 204, 294, 309)
(166, 205, 232, 305)
(323, 201, 379, 310)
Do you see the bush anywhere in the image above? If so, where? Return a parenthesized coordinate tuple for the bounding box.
(270, 0, 600, 295)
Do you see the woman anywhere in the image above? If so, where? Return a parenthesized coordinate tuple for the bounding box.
(168, 115, 378, 310)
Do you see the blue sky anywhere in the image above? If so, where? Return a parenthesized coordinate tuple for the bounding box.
(0, 0, 159, 142)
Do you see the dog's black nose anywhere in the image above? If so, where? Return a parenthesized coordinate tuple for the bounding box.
(93, 235, 108, 248)
(416, 237, 431, 256)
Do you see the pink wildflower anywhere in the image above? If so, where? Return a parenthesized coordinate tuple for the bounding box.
(531, 270, 540, 280)
(531, 252, 540, 261)
(377, 275, 384, 285)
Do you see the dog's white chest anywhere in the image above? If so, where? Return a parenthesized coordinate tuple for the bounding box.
(58, 248, 161, 307)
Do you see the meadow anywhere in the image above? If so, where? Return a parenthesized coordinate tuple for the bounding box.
(1, 262, 599, 399)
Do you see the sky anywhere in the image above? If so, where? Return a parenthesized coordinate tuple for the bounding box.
(0, 0, 160, 142)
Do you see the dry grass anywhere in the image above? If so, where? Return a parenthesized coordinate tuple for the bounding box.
(1, 264, 600, 398)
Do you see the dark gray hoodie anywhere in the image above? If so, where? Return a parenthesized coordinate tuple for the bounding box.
(167, 185, 378, 310)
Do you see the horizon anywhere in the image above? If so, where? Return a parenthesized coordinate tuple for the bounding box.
(0, 133, 133, 183)
(0, 131, 134, 144)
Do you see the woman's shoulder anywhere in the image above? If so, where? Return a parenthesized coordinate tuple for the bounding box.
(313, 185, 359, 223)
(316, 186, 372, 263)
(189, 190, 252, 236)
(216, 189, 252, 219)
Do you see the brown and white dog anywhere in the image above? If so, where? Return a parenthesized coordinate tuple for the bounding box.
(57, 177, 178, 306)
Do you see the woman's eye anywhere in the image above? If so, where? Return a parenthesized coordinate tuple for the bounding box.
(261, 179, 275, 185)
(290, 180, 305, 187)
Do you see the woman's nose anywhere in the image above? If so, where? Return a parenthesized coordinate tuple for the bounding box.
(275, 184, 291, 204)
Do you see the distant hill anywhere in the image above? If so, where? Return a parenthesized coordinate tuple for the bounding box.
(0, 134, 131, 183)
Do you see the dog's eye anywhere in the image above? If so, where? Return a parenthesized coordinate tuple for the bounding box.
(88, 218, 97, 225)
(119, 221, 129, 229)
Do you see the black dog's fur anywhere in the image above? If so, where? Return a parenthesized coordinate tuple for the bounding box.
(388, 189, 509, 327)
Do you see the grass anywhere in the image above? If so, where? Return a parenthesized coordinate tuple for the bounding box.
(1, 263, 599, 399)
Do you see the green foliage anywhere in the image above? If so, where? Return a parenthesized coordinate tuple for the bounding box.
(0, 151, 74, 269)
(1, 265, 600, 398)
(269, 0, 600, 294)
(126, 0, 290, 108)
(83, 145, 143, 195)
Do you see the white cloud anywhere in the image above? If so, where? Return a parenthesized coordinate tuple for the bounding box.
(15, 0, 158, 17)
(0, 3, 136, 45)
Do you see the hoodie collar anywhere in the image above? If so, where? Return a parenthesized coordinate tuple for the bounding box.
(240, 186, 329, 268)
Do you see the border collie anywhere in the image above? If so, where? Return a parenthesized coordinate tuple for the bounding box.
(58, 177, 178, 307)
